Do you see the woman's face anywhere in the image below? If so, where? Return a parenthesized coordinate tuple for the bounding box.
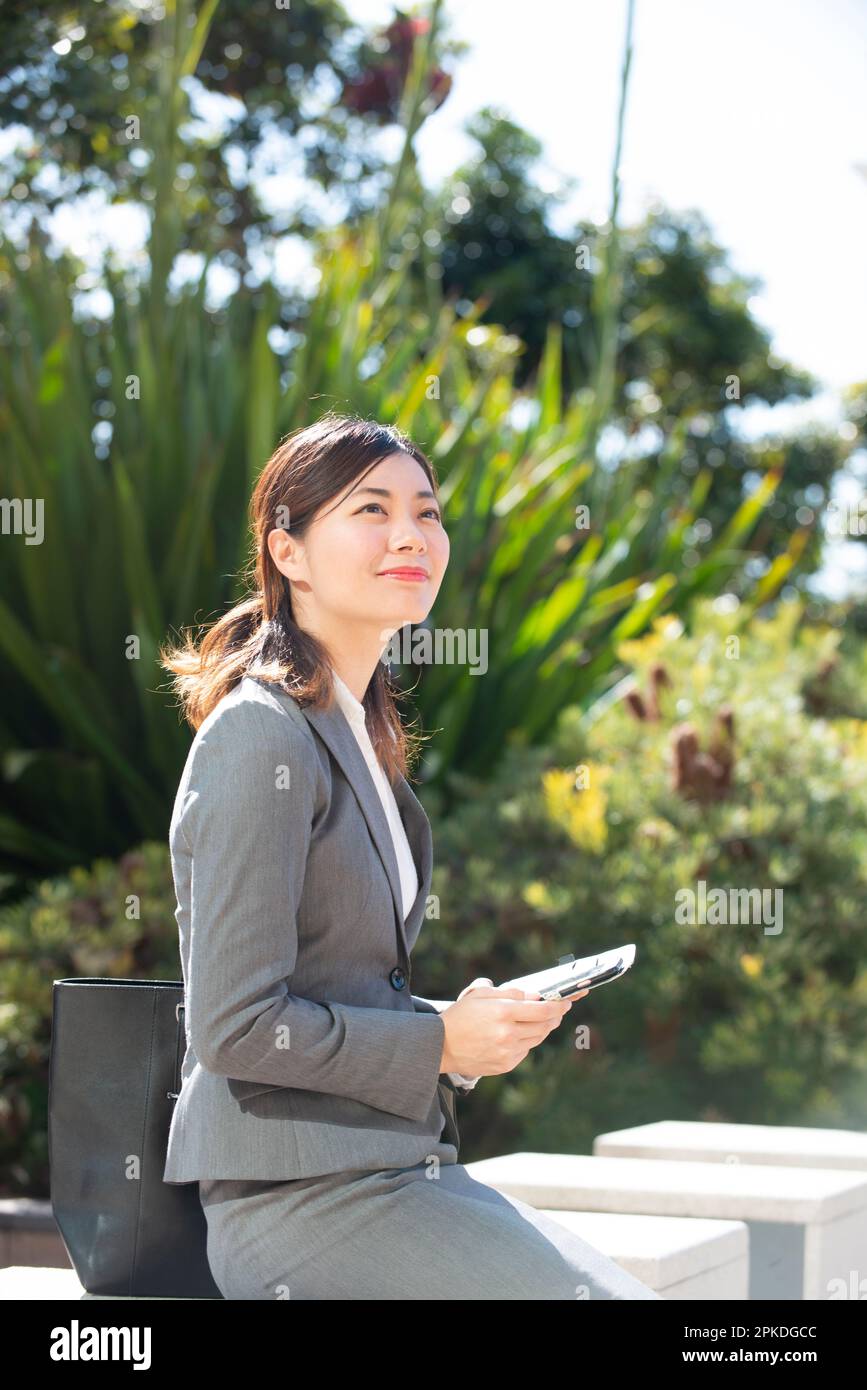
(274, 450, 450, 641)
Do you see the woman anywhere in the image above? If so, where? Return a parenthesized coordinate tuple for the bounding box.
(160, 411, 661, 1301)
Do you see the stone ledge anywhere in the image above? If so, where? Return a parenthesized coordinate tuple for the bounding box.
(594, 1120, 867, 1171)
(538, 1209, 749, 1299)
(0, 1265, 210, 1299)
(465, 1151, 867, 1300)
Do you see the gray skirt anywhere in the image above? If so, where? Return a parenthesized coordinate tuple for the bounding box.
(199, 1158, 662, 1301)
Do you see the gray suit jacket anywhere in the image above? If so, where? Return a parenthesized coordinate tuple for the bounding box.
(163, 674, 461, 1183)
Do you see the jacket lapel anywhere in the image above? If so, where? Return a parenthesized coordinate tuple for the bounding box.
(393, 772, 434, 948)
(299, 697, 432, 961)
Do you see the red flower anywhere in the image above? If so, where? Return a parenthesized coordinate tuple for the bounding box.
(342, 13, 450, 119)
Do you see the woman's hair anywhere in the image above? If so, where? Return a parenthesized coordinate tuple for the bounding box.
(159, 410, 440, 786)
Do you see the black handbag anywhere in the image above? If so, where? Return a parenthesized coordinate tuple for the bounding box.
(48, 977, 222, 1299)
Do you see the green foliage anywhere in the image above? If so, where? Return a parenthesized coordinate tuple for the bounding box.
(414, 599, 867, 1157)
(0, 842, 180, 1196)
(0, 0, 462, 259)
(0, 0, 817, 892)
(0, 201, 788, 887)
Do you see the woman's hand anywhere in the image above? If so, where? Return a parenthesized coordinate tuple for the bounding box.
(441, 978, 589, 1077)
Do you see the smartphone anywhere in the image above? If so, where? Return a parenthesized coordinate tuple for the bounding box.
(499, 944, 636, 1001)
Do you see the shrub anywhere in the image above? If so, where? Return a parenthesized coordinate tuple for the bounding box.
(416, 598, 867, 1155)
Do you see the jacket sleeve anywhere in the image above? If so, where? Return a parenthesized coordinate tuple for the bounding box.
(412, 995, 480, 1091)
(176, 698, 445, 1125)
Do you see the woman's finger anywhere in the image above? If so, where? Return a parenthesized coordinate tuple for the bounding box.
(457, 976, 494, 1000)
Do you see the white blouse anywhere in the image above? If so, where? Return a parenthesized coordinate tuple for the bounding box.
(330, 669, 479, 1093)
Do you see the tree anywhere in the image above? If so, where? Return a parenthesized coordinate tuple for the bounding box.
(0, 0, 462, 271)
(423, 108, 845, 577)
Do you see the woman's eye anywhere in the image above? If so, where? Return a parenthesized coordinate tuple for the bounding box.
(358, 503, 441, 522)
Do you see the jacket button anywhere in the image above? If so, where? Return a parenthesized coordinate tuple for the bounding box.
(389, 967, 407, 990)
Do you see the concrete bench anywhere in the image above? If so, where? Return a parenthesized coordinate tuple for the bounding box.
(594, 1120, 867, 1172)
(466, 1152, 867, 1300)
(536, 1210, 748, 1299)
(2, 1221, 746, 1301)
(0, 1265, 209, 1300)
(1, 1265, 85, 1299)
